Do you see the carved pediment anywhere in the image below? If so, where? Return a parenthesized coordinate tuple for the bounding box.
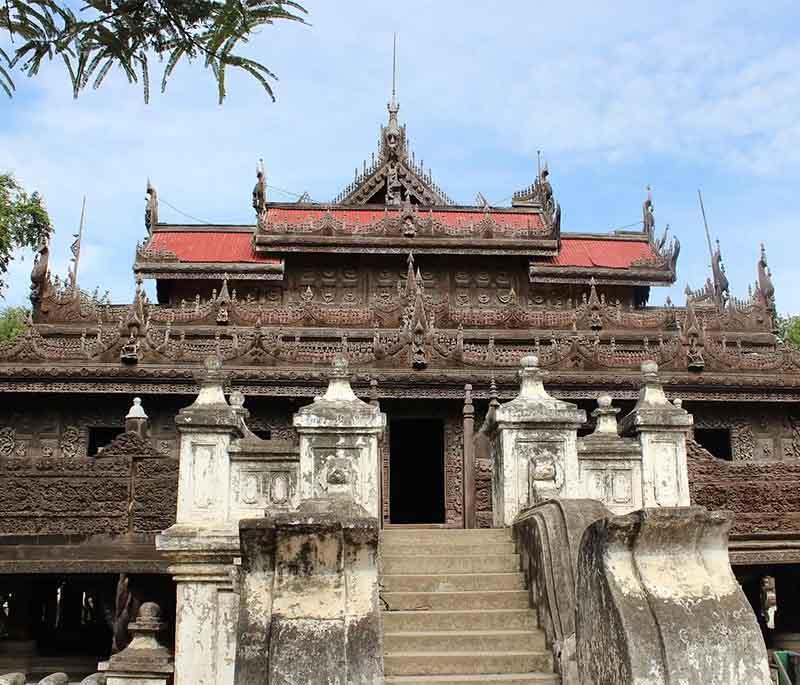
(334, 94, 451, 206)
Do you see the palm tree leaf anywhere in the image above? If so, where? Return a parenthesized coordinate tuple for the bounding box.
(92, 56, 114, 90)
(161, 46, 185, 93)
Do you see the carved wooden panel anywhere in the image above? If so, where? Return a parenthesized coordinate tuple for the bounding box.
(444, 417, 464, 527)
(693, 405, 800, 462)
(381, 421, 391, 525)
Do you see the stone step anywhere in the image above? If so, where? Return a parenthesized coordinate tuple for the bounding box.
(385, 674, 560, 684)
(384, 629, 546, 653)
(383, 554, 520, 575)
(383, 572, 525, 592)
(383, 542, 517, 556)
(382, 590, 530, 611)
(382, 609, 537, 633)
(384, 651, 553, 676)
(381, 529, 512, 544)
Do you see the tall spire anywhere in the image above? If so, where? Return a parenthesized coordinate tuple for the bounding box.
(389, 32, 399, 115)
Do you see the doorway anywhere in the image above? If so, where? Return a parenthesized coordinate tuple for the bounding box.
(389, 418, 445, 524)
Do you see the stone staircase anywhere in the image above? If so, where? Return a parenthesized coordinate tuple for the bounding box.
(381, 528, 558, 684)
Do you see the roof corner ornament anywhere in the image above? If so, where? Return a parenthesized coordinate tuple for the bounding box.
(144, 179, 158, 234)
(756, 243, 777, 327)
(252, 159, 267, 227)
(757, 243, 775, 302)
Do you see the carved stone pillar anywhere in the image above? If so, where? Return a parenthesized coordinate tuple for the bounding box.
(156, 357, 244, 685)
(293, 357, 386, 519)
(492, 355, 586, 527)
(620, 361, 692, 508)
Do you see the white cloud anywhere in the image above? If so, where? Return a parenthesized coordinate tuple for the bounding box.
(1, 0, 799, 310)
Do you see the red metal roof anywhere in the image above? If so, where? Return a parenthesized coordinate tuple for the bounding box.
(266, 206, 545, 230)
(146, 230, 655, 270)
(147, 231, 280, 264)
(545, 238, 657, 269)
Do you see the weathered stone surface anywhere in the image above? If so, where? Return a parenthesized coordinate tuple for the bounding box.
(156, 358, 244, 685)
(576, 506, 771, 684)
(0, 674, 25, 685)
(493, 356, 586, 526)
(619, 361, 692, 508)
(293, 357, 386, 519)
(234, 497, 383, 685)
(577, 395, 643, 515)
(513, 499, 611, 683)
(38, 675, 69, 685)
(100, 603, 174, 685)
(79, 675, 107, 685)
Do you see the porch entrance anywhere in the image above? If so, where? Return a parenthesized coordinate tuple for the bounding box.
(388, 418, 445, 524)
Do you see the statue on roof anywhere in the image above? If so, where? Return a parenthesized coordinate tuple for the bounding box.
(642, 186, 655, 239)
(30, 234, 51, 306)
(536, 164, 554, 210)
(252, 160, 267, 218)
(144, 180, 158, 234)
(386, 162, 403, 205)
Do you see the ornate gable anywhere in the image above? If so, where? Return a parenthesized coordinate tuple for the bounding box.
(334, 95, 452, 206)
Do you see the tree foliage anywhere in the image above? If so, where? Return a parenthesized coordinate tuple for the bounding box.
(0, 1, 307, 103)
(0, 306, 29, 341)
(0, 173, 51, 292)
(778, 314, 800, 349)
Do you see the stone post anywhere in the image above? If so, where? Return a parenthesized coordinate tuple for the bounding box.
(293, 356, 386, 518)
(156, 357, 244, 685)
(235, 498, 382, 685)
(620, 361, 692, 507)
(463, 384, 476, 528)
(99, 602, 174, 685)
(493, 355, 586, 526)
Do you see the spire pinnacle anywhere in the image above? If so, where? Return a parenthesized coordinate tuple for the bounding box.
(389, 33, 399, 115)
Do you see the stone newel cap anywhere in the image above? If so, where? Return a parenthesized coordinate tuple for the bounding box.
(294, 356, 385, 430)
(620, 361, 693, 433)
(591, 394, 620, 435)
(495, 355, 586, 426)
(176, 355, 242, 432)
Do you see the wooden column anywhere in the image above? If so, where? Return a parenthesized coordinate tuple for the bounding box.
(463, 384, 476, 528)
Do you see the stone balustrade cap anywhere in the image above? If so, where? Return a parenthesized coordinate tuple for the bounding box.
(621, 361, 693, 433)
(294, 356, 385, 430)
(495, 354, 586, 426)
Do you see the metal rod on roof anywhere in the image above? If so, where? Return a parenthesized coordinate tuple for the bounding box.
(392, 32, 397, 103)
(697, 188, 714, 265)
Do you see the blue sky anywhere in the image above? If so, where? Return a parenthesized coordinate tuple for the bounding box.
(1, 1, 799, 312)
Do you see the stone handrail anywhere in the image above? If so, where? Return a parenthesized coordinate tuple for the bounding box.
(512, 499, 612, 681)
(576, 506, 771, 684)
